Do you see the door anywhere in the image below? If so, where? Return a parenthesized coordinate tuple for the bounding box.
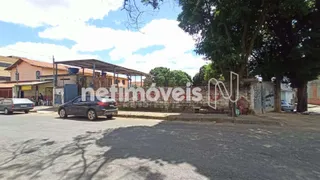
(69, 97, 87, 116)
(66, 97, 81, 115)
(20, 91, 24, 98)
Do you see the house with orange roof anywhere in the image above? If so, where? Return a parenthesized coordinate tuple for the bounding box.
(0, 57, 129, 103)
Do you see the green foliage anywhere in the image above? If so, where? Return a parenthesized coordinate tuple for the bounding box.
(192, 65, 206, 86)
(193, 63, 224, 86)
(145, 67, 192, 87)
(178, 0, 274, 79)
(250, 0, 320, 88)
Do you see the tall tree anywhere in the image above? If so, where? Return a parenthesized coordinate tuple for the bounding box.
(251, 0, 319, 112)
(178, 0, 274, 116)
(285, 0, 320, 112)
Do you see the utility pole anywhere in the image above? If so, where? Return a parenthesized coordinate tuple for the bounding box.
(52, 55, 55, 106)
(15, 63, 19, 98)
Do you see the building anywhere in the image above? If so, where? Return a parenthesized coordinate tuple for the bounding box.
(308, 79, 320, 105)
(0, 56, 19, 98)
(0, 57, 129, 103)
(131, 81, 144, 87)
(52, 59, 149, 105)
(0, 56, 18, 81)
(281, 83, 295, 104)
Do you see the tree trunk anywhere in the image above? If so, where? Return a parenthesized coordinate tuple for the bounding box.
(229, 78, 237, 118)
(297, 83, 308, 112)
(274, 77, 281, 112)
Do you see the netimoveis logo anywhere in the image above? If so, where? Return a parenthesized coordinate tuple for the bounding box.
(207, 72, 239, 109)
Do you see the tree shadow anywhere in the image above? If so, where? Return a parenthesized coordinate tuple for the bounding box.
(0, 121, 319, 179)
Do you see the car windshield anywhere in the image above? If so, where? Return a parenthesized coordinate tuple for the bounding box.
(12, 98, 33, 104)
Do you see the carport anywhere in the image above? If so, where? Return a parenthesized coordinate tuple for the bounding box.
(54, 59, 149, 89)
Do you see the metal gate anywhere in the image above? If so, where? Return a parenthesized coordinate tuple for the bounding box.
(64, 84, 79, 103)
(0, 88, 12, 98)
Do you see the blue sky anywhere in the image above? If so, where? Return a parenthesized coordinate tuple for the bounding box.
(0, 0, 205, 76)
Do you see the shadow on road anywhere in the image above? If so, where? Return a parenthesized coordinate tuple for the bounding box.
(0, 112, 27, 116)
(0, 121, 319, 179)
(54, 116, 115, 122)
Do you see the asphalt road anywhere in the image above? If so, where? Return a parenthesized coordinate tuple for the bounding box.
(0, 113, 319, 180)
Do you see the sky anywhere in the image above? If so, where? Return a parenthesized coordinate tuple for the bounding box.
(0, 0, 207, 77)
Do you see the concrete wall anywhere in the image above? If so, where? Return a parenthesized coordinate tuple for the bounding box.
(104, 85, 255, 114)
(251, 82, 275, 113)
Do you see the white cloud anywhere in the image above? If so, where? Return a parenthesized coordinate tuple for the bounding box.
(0, 42, 99, 62)
(38, 19, 204, 76)
(0, 0, 205, 77)
(0, 0, 123, 27)
(118, 49, 206, 77)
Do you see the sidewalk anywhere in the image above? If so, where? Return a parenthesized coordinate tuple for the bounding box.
(116, 111, 285, 126)
(30, 106, 58, 113)
(31, 107, 320, 127)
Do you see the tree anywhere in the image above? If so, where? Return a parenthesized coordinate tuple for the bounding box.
(144, 67, 192, 87)
(285, 0, 320, 112)
(124, 0, 320, 113)
(193, 63, 224, 86)
(178, 0, 274, 117)
(192, 65, 206, 86)
(204, 63, 224, 81)
(250, 0, 319, 112)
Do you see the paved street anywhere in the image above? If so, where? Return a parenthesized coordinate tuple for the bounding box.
(0, 113, 319, 180)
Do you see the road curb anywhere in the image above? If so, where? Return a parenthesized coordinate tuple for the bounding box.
(115, 114, 284, 126)
(26, 111, 284, 126)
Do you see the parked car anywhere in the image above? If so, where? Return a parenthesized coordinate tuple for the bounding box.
(0, 98, 34, 114)
(281, 100, 295, 112)
(58, 95, 118, 120)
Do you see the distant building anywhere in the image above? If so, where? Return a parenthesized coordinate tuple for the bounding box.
(281, 83, 295, 104)
(308, 79, 320, 105)
(0, 56, 19, 98)
(0, 57, 129, 102)
(0, 56, 18, 82)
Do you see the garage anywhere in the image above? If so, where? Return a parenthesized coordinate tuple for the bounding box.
(0, 83, 14, 98)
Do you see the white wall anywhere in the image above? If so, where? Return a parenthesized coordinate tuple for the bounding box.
(57, 75, 77, 87)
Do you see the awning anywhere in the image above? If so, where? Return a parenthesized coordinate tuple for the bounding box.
(0, 81, 53, 89)
(55, 59, 149, 76)
(16, 81, 53, 86)
(0, 82, 16, 88)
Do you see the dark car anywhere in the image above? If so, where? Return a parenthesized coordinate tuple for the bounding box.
(58, 95, 118, 120)
(0, 98, 34, 114)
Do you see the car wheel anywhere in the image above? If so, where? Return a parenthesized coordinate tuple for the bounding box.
(24, 110, 29, 114)
(59, 108, 68, 118)
(106, 115, 113, 119)
(87, 109, 97, 121)
(4, 108, 10, 115)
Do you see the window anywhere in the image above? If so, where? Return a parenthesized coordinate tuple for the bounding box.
(122, 80, 125, 85)
(15, 72, 19, 81)
(3, 99, 12, 105)
(73, 97, 81, 103)
(36, 71, 41, 79)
